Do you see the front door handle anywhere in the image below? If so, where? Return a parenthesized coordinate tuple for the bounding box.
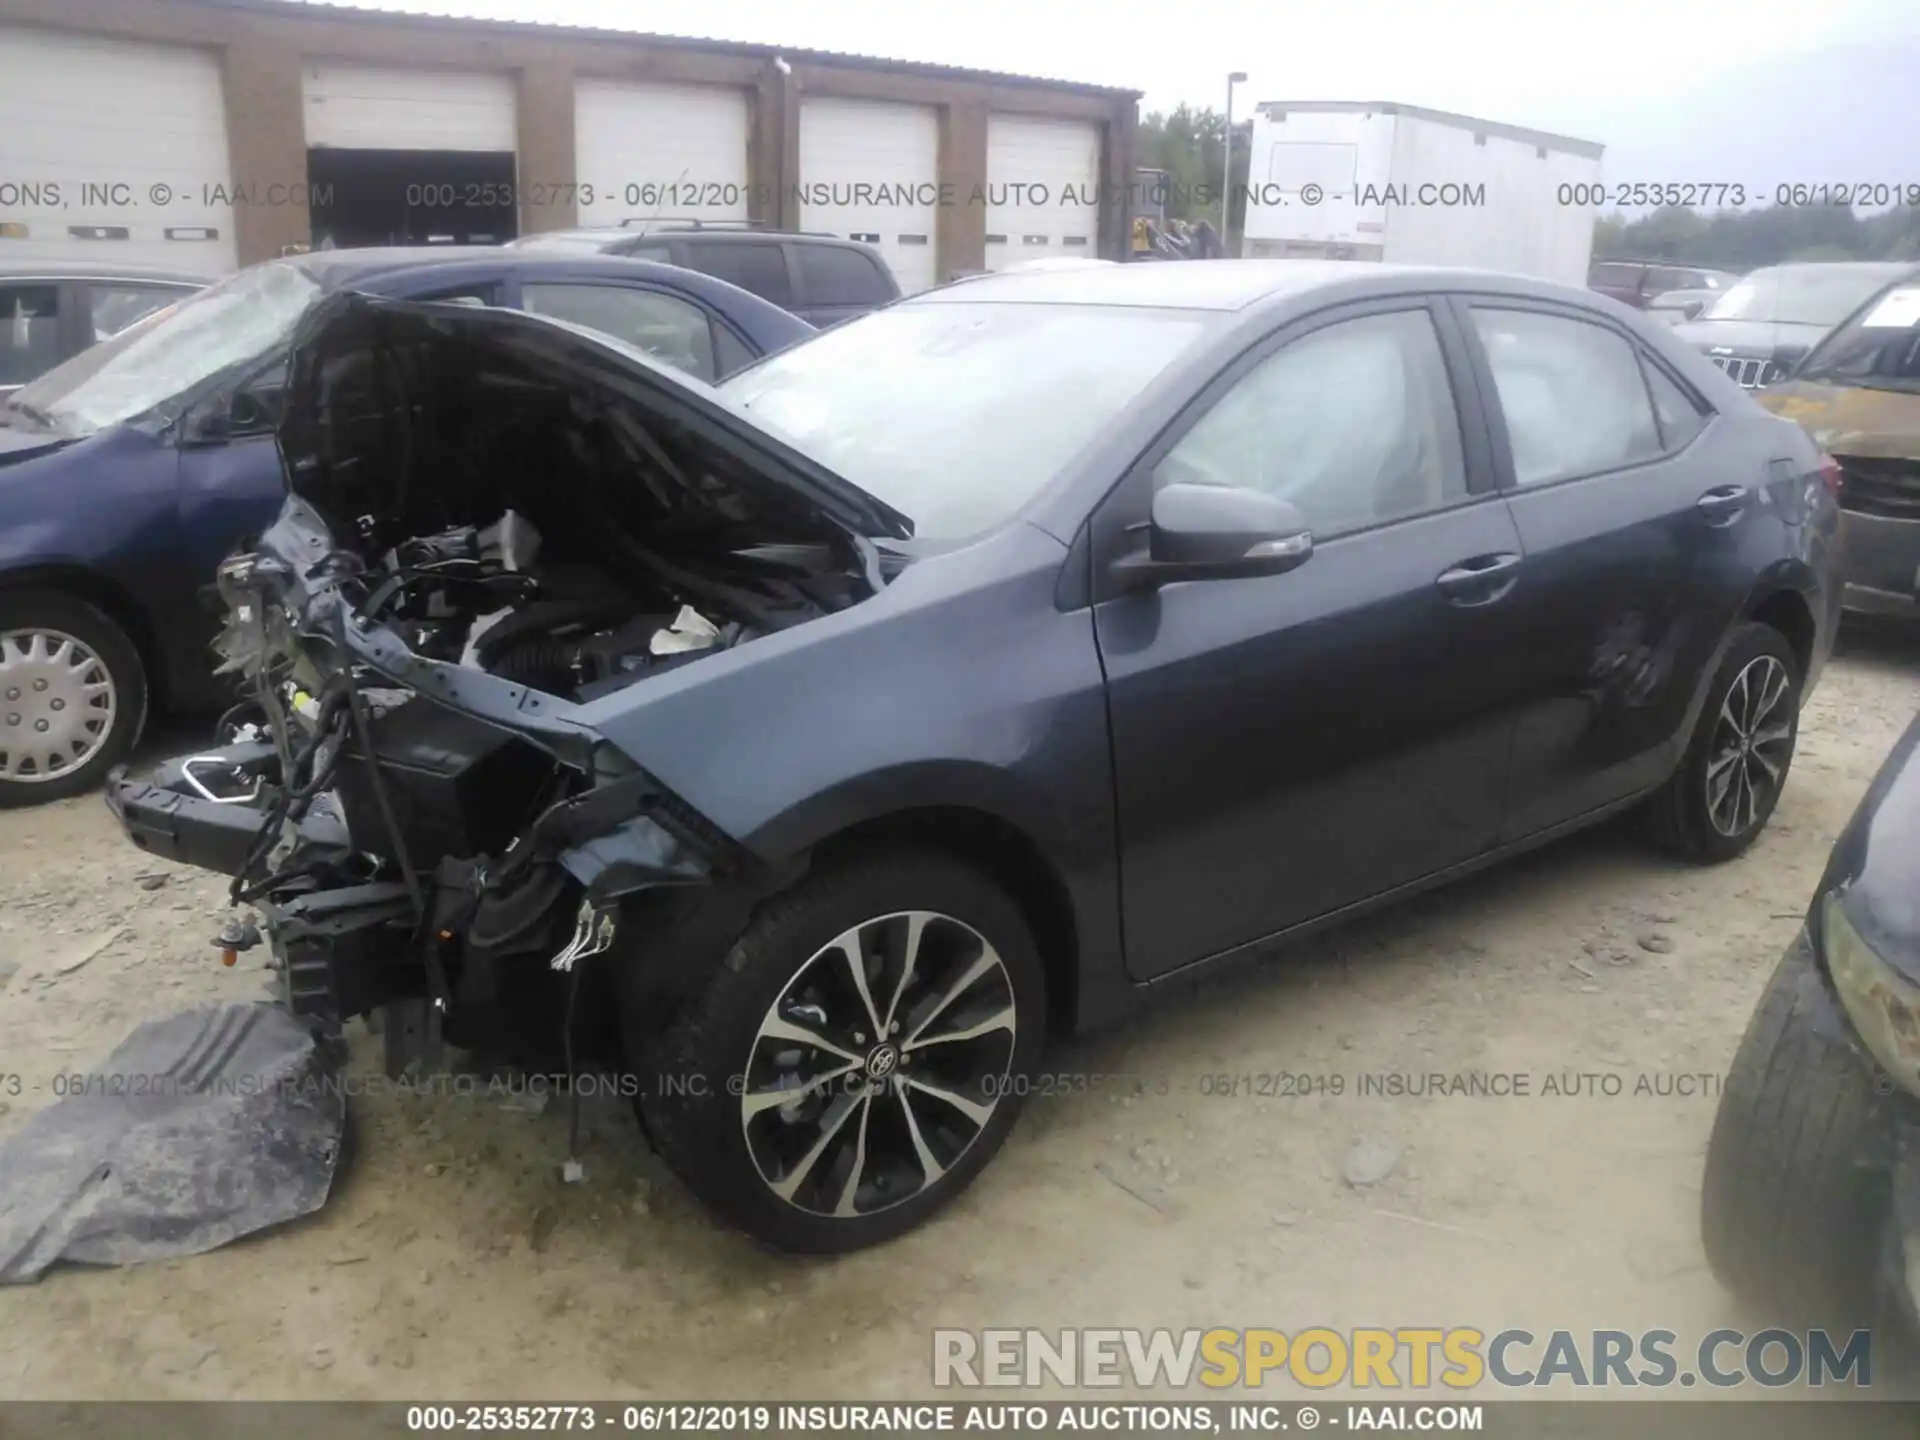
(1435, 552, 1522, 606)
(1697, 484, 1751, 525)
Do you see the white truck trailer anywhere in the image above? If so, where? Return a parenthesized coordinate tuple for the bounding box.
(1241, 102, 1605, 285)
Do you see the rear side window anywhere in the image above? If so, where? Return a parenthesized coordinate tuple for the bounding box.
(682, 242, 793, 307)
(0, 283, 62, 386)
(1645, 267, 1690, 293)
(1641, 359, 1708, 450)
(1589, 263, 1640, 290)
(1471, 307, 1661, 487)
(795, 245, 894, 308)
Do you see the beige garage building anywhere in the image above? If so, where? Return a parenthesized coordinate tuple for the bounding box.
(0, 0, 1141, 288)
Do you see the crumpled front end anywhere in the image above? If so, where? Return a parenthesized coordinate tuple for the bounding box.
(107, 498, 748, 1068)
(105, 292, 894, 1071)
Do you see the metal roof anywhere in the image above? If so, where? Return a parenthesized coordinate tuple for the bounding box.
(912, 258, 1603, 312)
(1252, 101, 1604, 160)
(193, 0, 1141, 97)
(0, 259, 215, 283)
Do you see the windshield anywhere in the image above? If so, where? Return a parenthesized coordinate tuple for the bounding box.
(10, 259, 322, 434)
(719, 302, 1208, 542)
(1795, 282, 1920, 390)
(1701, 267, 1903, 328)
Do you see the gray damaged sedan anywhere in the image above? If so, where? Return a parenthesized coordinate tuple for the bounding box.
(105, 262, 1840, 1253)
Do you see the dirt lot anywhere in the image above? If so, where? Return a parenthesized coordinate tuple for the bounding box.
(0, 625, 1915, 1401)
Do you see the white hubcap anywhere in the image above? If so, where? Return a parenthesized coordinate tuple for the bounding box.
(0, 628, 117, 783)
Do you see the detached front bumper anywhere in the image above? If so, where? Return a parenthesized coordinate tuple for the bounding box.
(106, 745, 419, 1041)
(105, 742, 347, 878)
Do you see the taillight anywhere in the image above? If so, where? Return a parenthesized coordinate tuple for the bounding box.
(1818, 454, 1844, 496)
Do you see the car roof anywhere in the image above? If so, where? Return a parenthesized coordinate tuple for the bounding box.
(1737, 261, 1919, 280)
(513, 226, 863, 248)
(911, 259, 1606, 313)
(288, 247, 754, 287)
(507, 229, 624, 248)
(0, 259, 213, 284)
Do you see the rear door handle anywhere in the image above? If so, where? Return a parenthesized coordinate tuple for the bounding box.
(1435, 552, 1522, 606)
(1697, 484, 1751, 525)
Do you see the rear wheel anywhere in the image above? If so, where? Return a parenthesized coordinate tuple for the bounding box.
(1646, 622, 1799, 862)
(0, 592, 146, 807)
(638, 851, 1047, 1253)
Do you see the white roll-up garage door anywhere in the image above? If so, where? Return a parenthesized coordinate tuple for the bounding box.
(798, 97, 939, 294)
(303, 64, 517, 152)
(575, 81, 751, 228)
(985, 116, 1102, 272)
(0, 27, 236, 269)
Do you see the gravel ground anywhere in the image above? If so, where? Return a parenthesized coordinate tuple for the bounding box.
(0, 623, 1914, 1400)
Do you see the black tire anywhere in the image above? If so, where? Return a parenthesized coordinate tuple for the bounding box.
(638, 850, 1047, 1253)
(1645, 621, 1800, 862)
(1701, 939, 1896, 1325)
(0, 590, 147, 808)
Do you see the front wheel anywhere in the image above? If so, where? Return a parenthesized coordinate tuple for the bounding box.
(1701, 937, 1896, 1325)
(639, 852, 1047, 1253)
(0, 592, 147, 807)
(1645, 622, 1800, 862)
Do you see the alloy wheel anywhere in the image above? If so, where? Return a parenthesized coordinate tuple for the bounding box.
(739, 910, 1018, 1218)
(1705, 654, 1793, 838)
(0, 628, 118, 783)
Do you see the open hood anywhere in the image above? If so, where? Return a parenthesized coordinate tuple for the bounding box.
(276, 291, 913, 557)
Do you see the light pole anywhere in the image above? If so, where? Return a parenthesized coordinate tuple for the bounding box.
(1222, 71, 1247, 253)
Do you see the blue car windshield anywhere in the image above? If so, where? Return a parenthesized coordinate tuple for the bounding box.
(12, 259, 321, 435)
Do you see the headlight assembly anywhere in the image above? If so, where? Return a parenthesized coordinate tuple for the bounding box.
(1824, 891, 1920, 1100)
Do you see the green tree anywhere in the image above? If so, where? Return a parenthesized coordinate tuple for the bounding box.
(1590, 203, 1909, 269)
(1136, 105, 1252, 244)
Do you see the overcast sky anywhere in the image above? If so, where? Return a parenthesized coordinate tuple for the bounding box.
(308, 0, 1917, 179)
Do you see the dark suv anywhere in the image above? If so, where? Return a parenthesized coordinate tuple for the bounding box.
(508, 223, 901, 327)
(1589, 259, 1739, 311)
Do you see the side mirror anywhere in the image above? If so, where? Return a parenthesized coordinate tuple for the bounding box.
(1112, 482, 1314, 591)
(180, 404, 230, 446)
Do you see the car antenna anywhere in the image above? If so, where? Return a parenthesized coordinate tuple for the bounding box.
(634, 166, 692, 238)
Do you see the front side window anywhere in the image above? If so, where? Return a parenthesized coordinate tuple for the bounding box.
(0, 283, 61, 387)
(520, 283, 718, 380)
(1153, 309, 1468, 539)
(1472, 308, 1660, 487)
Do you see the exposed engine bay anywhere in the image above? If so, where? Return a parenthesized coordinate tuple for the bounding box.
(107, 291, 910, 1085)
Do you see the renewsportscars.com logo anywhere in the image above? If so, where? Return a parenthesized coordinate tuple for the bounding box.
(932, 1327, 1873, 1391)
